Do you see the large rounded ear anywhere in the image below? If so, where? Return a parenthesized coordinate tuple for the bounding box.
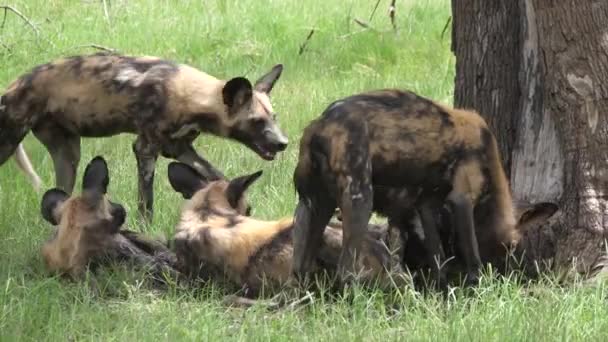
(226, 170, 263, 209)
(168, 162, 208, 199)
(222, 77, 253, 115)
(254, 64, 283, 94)
(517, 202, 559, 232)
(82, 156, 109, 195)
(41, 188, 69, 225)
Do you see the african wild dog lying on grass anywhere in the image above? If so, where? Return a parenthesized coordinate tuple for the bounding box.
(292, 89, 523, 290)
(167, 162, 402, 298)
(0, 52, 287, 222)
(39, 155, 178, 282)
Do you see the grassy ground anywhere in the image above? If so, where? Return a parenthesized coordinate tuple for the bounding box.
(1, 0, 608, 340)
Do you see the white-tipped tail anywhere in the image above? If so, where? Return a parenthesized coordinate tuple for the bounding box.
(13, 143, 42, 191)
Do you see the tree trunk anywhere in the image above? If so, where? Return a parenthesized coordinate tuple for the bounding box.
(451, 0, 608, 275)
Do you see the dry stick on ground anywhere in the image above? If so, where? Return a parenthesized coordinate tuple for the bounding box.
(0, 5, 55, 48)
(0, 38, 11, 53)
(369, 0, 382, 22)
(298, 29, 315, 56)
(222, 290, 314, 311)
(440, 16, 452, 40)
(388, 0, 397, 32)
(0, 6, 7, 30)
(353, 18, 376, 31)
(341, 18, 383, 40)
(72, 43, 118, 53)
(0, 6, 40, 36)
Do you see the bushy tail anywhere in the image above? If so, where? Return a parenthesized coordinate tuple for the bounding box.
(13, 143, 42, 191)
(486, 130, 518, 241)
(0, 94, 40, 190)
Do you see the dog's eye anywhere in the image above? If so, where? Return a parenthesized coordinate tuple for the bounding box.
(250, 118, 266, 130)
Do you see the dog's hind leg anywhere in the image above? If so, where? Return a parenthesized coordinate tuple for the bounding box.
(32, 121, 81, 194)
(0, 134, 27, 165)
(416, 201, 448, 291)
(292, 195, 335, 283)
(446, 190, 482, 287)
(0, 117, 29, 167)
(0, 117, 40, 190)
(333, 129, 374, 284)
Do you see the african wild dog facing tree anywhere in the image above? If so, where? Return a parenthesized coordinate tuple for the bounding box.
(292, 89, 521, 290)
(39, 155, 178, 281)
(0, 52, 287, 222)
(451, 0, 608, 280)
(331, 199, 558, 288)
(167, 162, 401, 298)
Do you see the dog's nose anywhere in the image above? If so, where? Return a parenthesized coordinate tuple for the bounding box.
(264, 126, 289, 151)
(273, 140, 288, 152)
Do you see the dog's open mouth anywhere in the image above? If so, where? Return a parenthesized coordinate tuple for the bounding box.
(252, 143, 278, 161)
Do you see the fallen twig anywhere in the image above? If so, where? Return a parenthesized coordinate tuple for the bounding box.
(338, 30, 367, 40)
(222, 295, 281, 310)
(369, 0, 382, 22)
(286, 291, 314, 310)
(298, 29, 315, 56)
(0, 6, 41, 36)
(72, 43, 118, 53)
(0, 6, 7, 30)
(441, 16, 452, 40)
(0, 38, 11, 53)
(0, 5, 55, 48)
(354, 18, 372, 30)
(388, 0, 397, 32)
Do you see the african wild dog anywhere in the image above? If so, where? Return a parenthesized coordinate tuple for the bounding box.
(167, 162, 400, 298)
(39, 155, 178, 281)
(337, 200, 558, 287)
(0, 52, 287, 222)
(292, 89, 521, 290)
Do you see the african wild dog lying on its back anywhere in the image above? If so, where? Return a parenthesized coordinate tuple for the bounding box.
(0, 52, 287, 222)
(39, 155, 178, 281)
(292, 89, 520, 290)
(167, 162, 400, 298)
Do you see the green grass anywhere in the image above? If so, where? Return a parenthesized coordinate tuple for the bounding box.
(1, 0, 607, 340)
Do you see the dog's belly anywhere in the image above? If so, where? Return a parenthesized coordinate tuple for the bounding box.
(44, 109, 137, 137)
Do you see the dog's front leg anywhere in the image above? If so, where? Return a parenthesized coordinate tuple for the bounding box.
(133, 137, 159, 224)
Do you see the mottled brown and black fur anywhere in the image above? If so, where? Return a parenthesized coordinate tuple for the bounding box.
(343, 200, 558, 287)
(1, 52, 288, 222)
(168, 162, 400, 298)
(292, 89, 519, 289)
(39, 155, 178, 281)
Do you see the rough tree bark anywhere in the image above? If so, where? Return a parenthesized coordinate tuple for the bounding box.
(451, 0, 608, 276)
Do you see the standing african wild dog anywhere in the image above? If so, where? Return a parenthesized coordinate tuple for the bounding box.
(292, 89, 519, 289)
(339, 199, 558, 287)
(39, 155, 178, 281)
(167, 162, 400, 298)
(0, 52, 288, 222)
